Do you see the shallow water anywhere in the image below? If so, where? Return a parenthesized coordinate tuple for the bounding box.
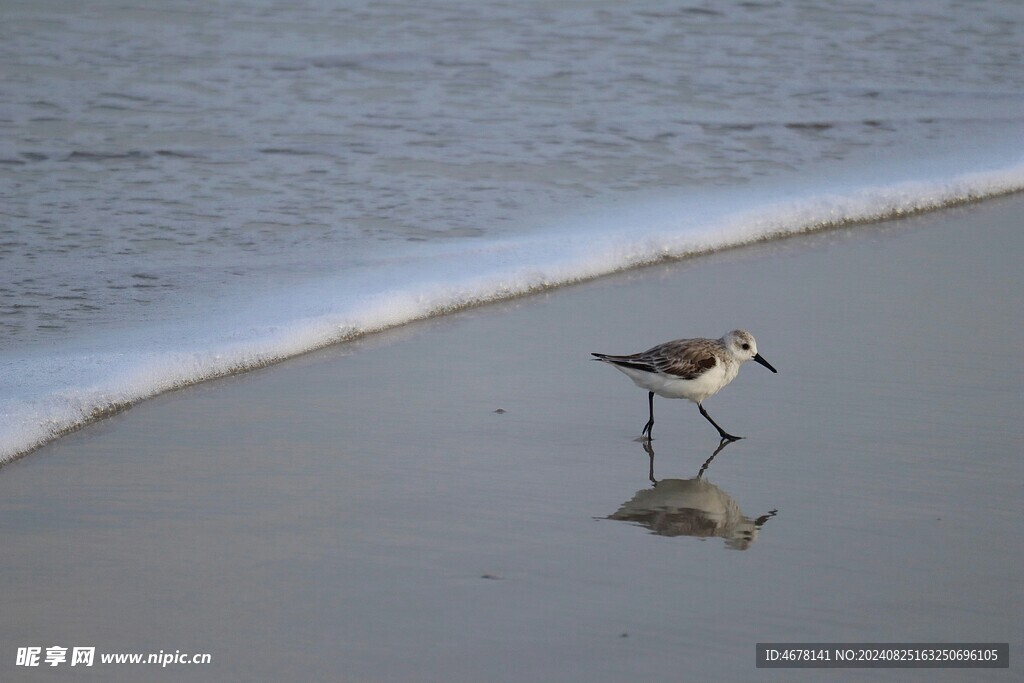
(1, 196, 1019, 681)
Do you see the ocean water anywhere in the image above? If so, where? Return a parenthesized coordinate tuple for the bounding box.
(1, 0, 1022, 462)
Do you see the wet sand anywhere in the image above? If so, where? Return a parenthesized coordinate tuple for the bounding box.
(1, 195, 1021, 681)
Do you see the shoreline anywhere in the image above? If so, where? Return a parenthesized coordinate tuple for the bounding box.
(4, 184, 1022, 467)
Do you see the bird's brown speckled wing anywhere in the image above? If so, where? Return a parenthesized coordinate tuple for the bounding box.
(643, 339, 719, 380)
(592, 338, 720, 380)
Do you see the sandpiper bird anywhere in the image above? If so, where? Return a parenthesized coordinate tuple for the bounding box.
(592, 330, 777, 441)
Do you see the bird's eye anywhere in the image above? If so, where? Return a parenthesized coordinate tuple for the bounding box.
(741, 343, 750, 350)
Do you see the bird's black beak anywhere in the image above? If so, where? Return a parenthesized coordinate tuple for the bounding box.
(753, 353, 778, 373)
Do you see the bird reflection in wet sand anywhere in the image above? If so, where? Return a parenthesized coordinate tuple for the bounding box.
(608, 440, 777, 549)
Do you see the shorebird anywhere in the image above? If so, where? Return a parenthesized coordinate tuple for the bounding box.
(592, 330, 777, 441)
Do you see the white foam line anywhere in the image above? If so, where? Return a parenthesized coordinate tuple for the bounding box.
(2, 162, 1023, 464)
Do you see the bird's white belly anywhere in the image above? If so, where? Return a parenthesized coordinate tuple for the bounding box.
(615, 362, 737, 403)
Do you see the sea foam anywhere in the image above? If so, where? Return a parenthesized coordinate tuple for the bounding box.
(2, 161, 1022, 464)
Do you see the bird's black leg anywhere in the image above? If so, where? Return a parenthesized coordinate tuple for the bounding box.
(641, 391, 655, 440)
(698, 402, 742, 441)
